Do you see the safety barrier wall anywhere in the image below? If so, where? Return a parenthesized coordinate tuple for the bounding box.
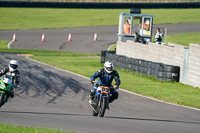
(0, 1, 200, 8)
(116, 41, 185, 82)
(187, 44, 200, 88)
(102, 51, 180, 82)
(116, 40, 200, 88)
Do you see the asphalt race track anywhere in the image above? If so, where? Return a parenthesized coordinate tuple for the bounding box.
(0, 53, 200, 133)
(0, 23, 200, 53)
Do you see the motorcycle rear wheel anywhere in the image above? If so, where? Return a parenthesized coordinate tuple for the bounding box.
(99, 97, 107, 117)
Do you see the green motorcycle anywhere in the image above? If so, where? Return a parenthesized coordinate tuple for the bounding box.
(0, 75, 13, 108)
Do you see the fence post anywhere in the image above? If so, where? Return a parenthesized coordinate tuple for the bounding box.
(164, 28, 167, 44)
(182, 48, 189, 84)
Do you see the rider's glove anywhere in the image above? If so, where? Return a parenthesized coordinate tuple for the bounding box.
(91, 80, 95, 85)
(113, 84, 119, 89)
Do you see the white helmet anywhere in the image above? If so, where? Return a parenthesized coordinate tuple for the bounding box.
(8, 60, 18, 72)
(3, 75, 12, 86)
(104, 61, 114, 74)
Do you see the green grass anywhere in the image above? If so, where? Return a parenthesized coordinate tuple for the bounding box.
(1, 41, 200, 109)
(142, 9, 200, 24)
(167, 32, 200, 47)
(108, 44, 116, 51)
(109, 32, 200, 49)
(0, 40, 9, 49)
(31, 55, 103, 77)
(0, 124, 74, 133)
(0, 8, 200, 29)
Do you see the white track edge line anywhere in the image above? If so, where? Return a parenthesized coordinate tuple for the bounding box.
(7, 40, 13, 49)
(107, 44, 116, 51)
(25, 56, 200, 111)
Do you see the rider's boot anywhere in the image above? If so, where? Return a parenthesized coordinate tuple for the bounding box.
(10, 90, 15, 98)
(89, 89, 95, 105)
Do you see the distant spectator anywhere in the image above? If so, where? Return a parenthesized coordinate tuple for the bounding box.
(123, 21, 130, 34)
(154, 28, 163, 44)
(133, 32, 145, 44)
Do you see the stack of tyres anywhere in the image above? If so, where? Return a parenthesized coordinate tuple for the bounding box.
(101, 51, 106, 64)
(101, 50, 180, 82)
(154, 63, 164, 81)
(150, 62, 156, 76)
(150, 62, 157, 77)
(117, 56, 125, 69)
(114, 55, 121, 68)
(109, 54, 114, 64)
(131, 59, 138, 72)
(125, 57, 132, 70)
(147, 61, 152, 76)
(104, 52, 115, 63)
(138, 60, 149, 75)
(121, 56, 128, 69)
(101, 50, 116, 64)
(163, 65, 180, 82)
(114, 55, 119, 68)
(105, 52, 110, 60)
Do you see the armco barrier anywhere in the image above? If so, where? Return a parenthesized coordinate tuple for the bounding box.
(102, 51, 180, 82)
(0, 1, 200, 8)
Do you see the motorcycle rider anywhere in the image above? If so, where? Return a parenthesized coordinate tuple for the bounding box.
(89, 61, 121, 107)
(0, 60, 20, 98)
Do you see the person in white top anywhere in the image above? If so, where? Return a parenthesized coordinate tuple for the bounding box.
(154, 28, 163, 44)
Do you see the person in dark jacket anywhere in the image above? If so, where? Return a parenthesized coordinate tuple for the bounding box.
(89, 61, 121, 107)
(134, 32, 145, 44)
(0, 60, 20, 98)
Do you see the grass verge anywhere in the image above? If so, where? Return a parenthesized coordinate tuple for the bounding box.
(0, 124, 74, 133)
(167, 32, 200, 47)
(109, 32, 200, 50)
(108, 44, 116, 51)
(0, 40, 9, 49)
(0, 41, 200, 109)
(0, 8, 200, 29)
(107, 44, 116, 51)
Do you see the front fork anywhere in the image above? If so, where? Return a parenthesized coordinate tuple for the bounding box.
(96, 93, 109, 112)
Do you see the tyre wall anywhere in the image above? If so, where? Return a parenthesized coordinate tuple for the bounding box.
(102, 51, 180, 82)
(116, 41, 185, 82)
(101, 50, 116, 64)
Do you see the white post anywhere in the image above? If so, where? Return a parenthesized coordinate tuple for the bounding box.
(165, 28, 167, 44)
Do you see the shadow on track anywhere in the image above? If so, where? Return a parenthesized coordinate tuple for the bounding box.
(106, 116, 200, 125)
(0, 54, 89, 104)
(0, 110, 90, 117)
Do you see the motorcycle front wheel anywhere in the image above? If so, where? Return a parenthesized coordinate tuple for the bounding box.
(0, 93, 5, 107)
(99, 97, 107, 117)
